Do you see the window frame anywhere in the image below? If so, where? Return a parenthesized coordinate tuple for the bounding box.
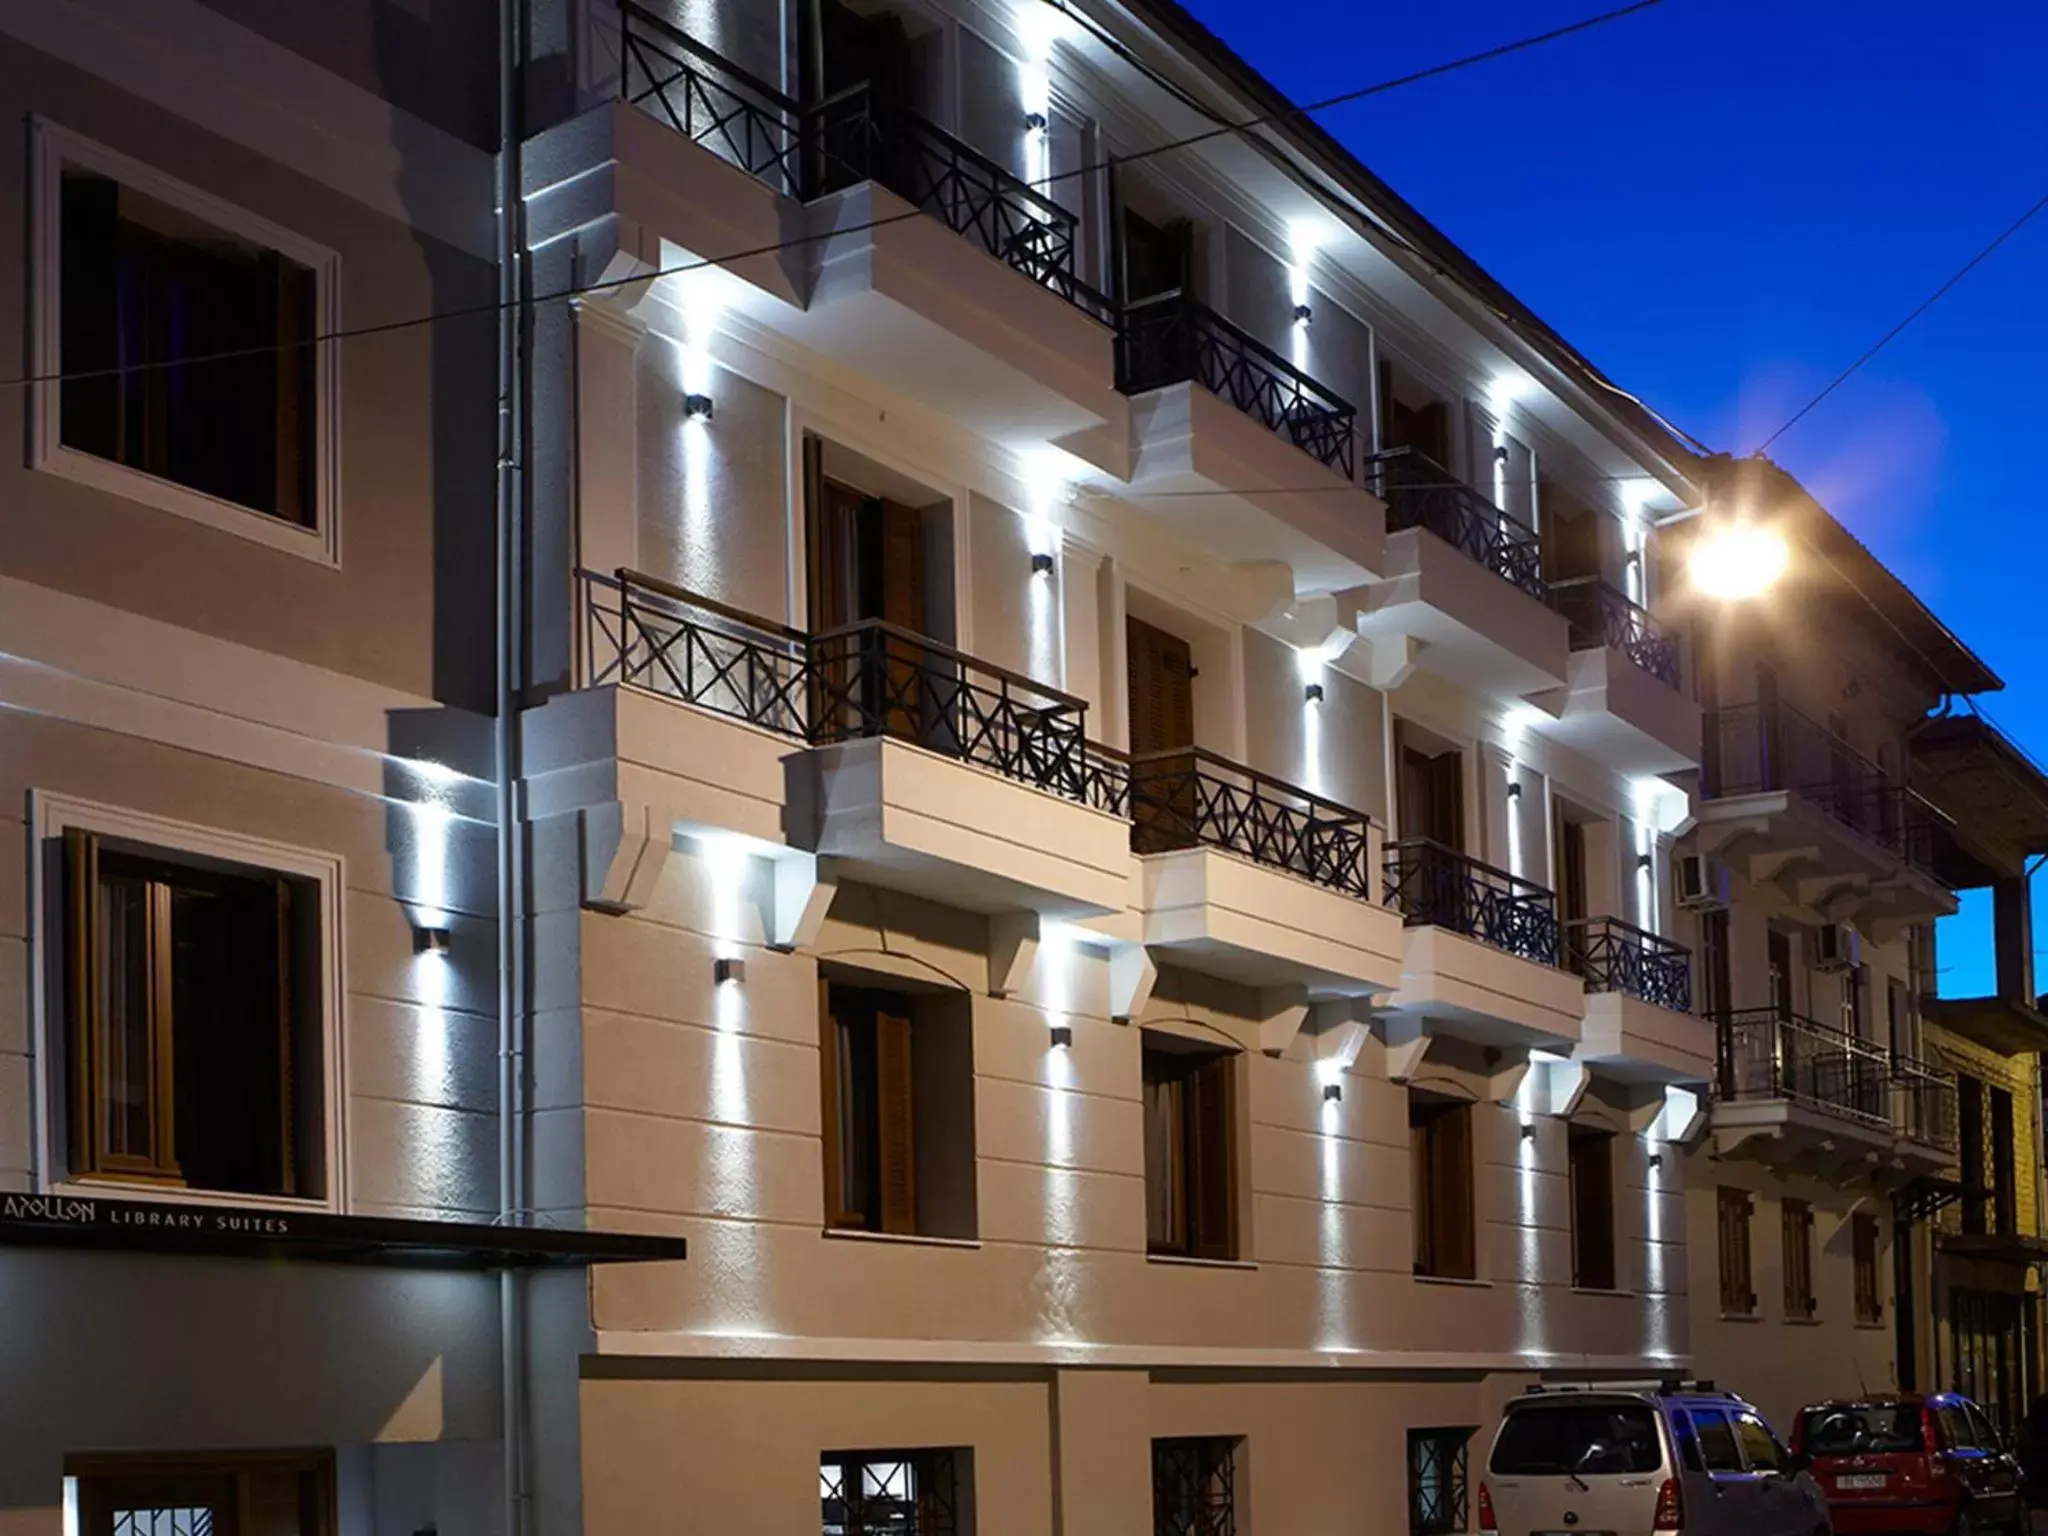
(1567, 1124, 1618, 1291)
(818, 1447, 966, 1536)
(1151, 1436, 1238, 1536)
(29, 791, 348, 1212)
(1410, 1093, 1477, 1281)
(1716, 1186, 1755, 1316)
(1140, 1031, 1242, 1263)
(1406, 1426, 1473, 1536)
(1782, 1198, 1816, 1320)
(66, 1449, 335, 1536)
(30, 118, 342, 566)
(1852, 1212, 1883, 1326)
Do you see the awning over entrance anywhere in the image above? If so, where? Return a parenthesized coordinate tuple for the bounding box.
(0, 1192, 687, 1269)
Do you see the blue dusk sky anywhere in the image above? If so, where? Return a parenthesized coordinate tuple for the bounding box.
(1177, 0, 2048, 994)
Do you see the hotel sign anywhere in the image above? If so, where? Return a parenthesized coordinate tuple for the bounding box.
(0, 1192, 687, 1270)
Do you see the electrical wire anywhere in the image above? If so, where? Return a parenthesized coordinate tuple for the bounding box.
(0, 0, 1669, 394)
(1753, 186, 2048, 454)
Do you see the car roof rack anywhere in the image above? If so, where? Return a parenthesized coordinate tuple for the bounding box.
(1522, 1379, 1724, 1397)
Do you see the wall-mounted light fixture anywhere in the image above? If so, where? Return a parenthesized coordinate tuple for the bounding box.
(413, 924, 452, 957)
(1023, 110, 1048, 133)
(1505, 781, 1523, 800)
(684, 392, 714, 423)
(1322, 1081, 1342, 1103)
(1637, 852, 1655, 870)
(1030, 550, 1056, 576)
(714, 956, 747, 987)
(1303, 681, 1325, 704)
(1493, 443, 1511, 463)
(1049, 1023, 1074, 1049)
(1292, 302, 1313, 326)
(1648, 1152, 1664, 1169)
(1520, 1122, 1538, 1139)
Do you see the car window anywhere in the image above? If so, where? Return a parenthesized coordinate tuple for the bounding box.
(1733, 1413, 1784, 1471)
(1490, 1404, 1663, 1476)
(1669, 1411, 1706, 1473)
(1797, 1404, 1926, 1455)
(1691, 1409, 1745, 1473)
(1964, 1403, 2002, 1450)
(1936, 1405, 1977, 1450)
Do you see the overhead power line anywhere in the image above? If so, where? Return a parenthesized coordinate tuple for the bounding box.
(1754, 186, 2048, 454)
(0, 0, 1669, 394)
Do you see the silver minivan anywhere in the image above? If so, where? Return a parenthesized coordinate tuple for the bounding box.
(1480, 1382, 1832, 1536)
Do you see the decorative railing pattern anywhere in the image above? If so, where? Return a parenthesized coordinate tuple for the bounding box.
(1550, 576, 1682, 689)
(1364, 446, 1547, 601)
(1703, 703, 1950, 871)
(618, 3, 804, 196)
(1891, 1054, 1960, 1152)
(1565, 916, 1691, 1012)
(1383, 838, 1559, 965)
(1116, 290, 1358, 477)
(1118, 747, 1375, 900)
(808, 83, 1115, 325)
(1715, 1008, 1891, 1130)
(581, 569, 1090, 802)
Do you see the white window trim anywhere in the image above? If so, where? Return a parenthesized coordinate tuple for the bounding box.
(27, 791, 350, 1214)
(29, 118, 343, 567)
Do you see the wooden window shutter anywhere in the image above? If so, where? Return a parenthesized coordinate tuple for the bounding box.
(275, 879, 297, 1196)
(875, 1010, 917, 1234)
(1189, 1054, 1237, 1260)
(269, 252, 311, 528)
(1126, 617, 1194, 756)
(878, 499, 925, 636)
(1438, 1104, 1474, 1279)
(1410, 1112, 1432, 1273)
(63, 827, 101, 1174)
(817, 980, 854, 1227)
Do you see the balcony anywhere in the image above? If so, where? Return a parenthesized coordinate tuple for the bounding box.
(1891, 1053, 1959, 1171)
(1541, 577, 1700, 773)
(1112, 291, 1383, 590)
(1691, 703, 1956, 936)
(1711, 1008, 1899, 1168)
(1377, 839, 1585, 1049)
(569, 6, 1124, 450)
(566, 569, 1130, 915)
(1568, 917, 1712, 1084)
(1343, 448, 1569, 697)
(1090, 744, 1404, 996)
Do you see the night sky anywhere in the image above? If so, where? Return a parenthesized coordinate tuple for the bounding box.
(1177, 0, 2048, 993)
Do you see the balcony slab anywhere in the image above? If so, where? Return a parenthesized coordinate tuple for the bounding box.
(1377, 925, 1585, 1052)
(793, 735, 1130, 918)
(1342, 528, 1571, 697)
(1540, 646, 1701, 776)
(1133, 846, 1405, 998)
(1575, 991, 1715, 1085)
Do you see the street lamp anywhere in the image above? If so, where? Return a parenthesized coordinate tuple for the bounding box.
(1686, 519, 1789, 601)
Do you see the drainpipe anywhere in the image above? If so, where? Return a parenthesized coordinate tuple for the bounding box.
(495, 4, 532, 1536)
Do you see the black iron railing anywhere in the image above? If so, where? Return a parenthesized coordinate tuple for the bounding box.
(1383, 838, 1559, 965)
(581, 569, 1090, 802)
(1703, 703, 1950, 872)
(1116, 290, 1358, 477)
(1715, 1008, 1891, 1131)
(1080, 739, 1133, 819)
(618, 3, 805, 196)
(1565, 916, 1691, 1012)
(1892, 1054, 1959, 1152)
(807, 82, 1114, 325)
(1364, 446, 1547, 602)
(1550, 576, 1681, 689)
(1110, 747, 1375, 900)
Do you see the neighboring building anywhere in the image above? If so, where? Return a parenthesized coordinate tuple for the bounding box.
(520, 0, 1712, 1531)
(1675, 454, 2045, 1434)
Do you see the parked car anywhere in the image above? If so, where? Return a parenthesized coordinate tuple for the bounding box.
(1480, 1380, 1829, 1536)
(1792, 1393, 2025, 1534)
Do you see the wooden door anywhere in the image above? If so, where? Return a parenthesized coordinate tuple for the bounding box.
(1555, 807, 1588, 974)
(1121, 208, 1192, 302)
(875, 1009, 917, 1235)
(1126, 616, 1197, 852)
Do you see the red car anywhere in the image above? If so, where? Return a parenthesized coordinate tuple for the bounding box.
(1791, 1393, 2025, 1534)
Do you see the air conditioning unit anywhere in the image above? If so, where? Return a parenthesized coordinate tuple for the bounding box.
(1814, 923, 1861, 973)
(1674, 854, 1730, 912)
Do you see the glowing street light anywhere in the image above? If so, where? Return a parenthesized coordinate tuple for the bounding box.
(1687, 520, 1788, 600)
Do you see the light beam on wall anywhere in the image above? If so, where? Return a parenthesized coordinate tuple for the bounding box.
(1288, 222, 1322, 373)
(1036, 921, 1085, 1344)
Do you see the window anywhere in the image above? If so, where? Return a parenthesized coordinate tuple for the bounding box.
(1797, 1403, 1925, 1455)
(1568, 1126, 1617, 1290)
(1698, 908, 1731, 1020)
(1782, 1199, 1816, 1319)
(1841, 964, 1866, 1039)
(818, 979, 977, 1239)
(1732, 1413, 1785, 1471)
(1152, 1437, 1236, 1536)
(1411, 1094, 1475, 1279)
(1407, 1427, 1472, 1536)
(1960, 1075, 1988, 1234)
(1887, 975, 1913, 1056)
(1488, 1405, 1660, 1476)
(819, 1450, 963, 1536)
(58, 827, 325, 1199)
(1142, 1032, 1238, 1260)
(1934, 1404, 1975, 1449)
(69, 1452, 331, 1536)
(35, 124, 335, 558)
(1853, 1213, 1883, 1325)
(1991, 1087, 2016, 1237)
(1716, 1187, 1754, 1315)
(1690, 1409, 1744, 1473)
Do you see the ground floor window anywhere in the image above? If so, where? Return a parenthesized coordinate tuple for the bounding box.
(819, 1449, 965, 1536)
(68, 1452, 332, 1536)
(1408, 1426, 1473, 1535)
(1950, 1286, 2035, 1432)
(1152, 1436, 1237, 1536)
